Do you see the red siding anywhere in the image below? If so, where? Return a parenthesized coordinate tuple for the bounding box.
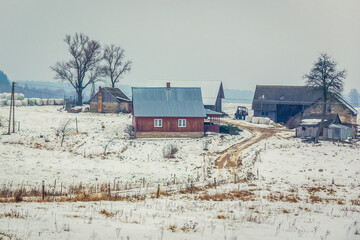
(134, 117, 204, 132)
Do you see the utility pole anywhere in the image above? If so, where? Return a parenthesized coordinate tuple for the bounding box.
(12, 82, 15, 133)
(8, 82, 15, 135)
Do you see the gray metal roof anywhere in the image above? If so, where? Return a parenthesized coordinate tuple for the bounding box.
(205, 109, 222, 116)
(132, 87, 207, 117)
(148, 80, 224, 106)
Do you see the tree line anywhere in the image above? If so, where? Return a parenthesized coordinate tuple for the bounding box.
(51, 33, 132, 105)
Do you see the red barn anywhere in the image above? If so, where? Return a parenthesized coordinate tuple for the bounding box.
(132, 84, 206, 138)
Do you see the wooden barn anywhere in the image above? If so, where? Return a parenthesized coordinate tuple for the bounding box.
(148, 80, 225, 112)
(132, 84, 206, 138)
(252, 85, 358, 135)
(89, 87, 131, 113)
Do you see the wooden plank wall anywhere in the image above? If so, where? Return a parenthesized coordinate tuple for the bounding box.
(135, 117, 204, 132)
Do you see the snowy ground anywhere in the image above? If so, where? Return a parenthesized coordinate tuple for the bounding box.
(0, 104, 360, 240)
(0, 105, 250, 188)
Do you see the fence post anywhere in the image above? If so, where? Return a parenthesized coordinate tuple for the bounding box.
(190, 181, 193, 194)
(42, 180, 45, 201)
(156, 184, 160, 198)
(108, 182, 111, 198)
(214, 178, 216, 189)
(234, 173, 237, 184)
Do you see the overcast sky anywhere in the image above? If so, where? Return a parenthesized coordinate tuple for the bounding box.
(0, 0, 359, 92)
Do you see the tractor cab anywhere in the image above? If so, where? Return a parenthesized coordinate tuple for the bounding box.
(235, 106, 248, 120)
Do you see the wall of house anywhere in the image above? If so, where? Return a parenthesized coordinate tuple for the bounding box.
(134, 117, 204, 133)
(136, 131, 204, 138)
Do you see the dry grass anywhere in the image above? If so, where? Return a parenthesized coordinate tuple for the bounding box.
(168, 225, 177, 232)
(264, 193, 301, 203)
(0, 211, 24, 219)
(351, 199, 360, 206)
(0, 232, 23, 240)
(196, 190, 255, 201)
(100, 209, 116, 217)
(217, 215, 226, 219)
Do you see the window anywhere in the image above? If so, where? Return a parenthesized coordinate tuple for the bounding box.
(178, 119, 186, 127)
(154, 119, 162, 127)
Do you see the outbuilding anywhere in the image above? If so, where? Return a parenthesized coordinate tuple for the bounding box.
(296, 114, 353, 141)
(132, 84, 206, 138)
(90, 87, 131, 113)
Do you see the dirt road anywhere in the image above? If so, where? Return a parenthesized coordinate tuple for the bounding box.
(215, 119, 287, 169)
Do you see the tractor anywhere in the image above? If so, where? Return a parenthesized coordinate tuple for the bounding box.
(235, 106, 248, 120)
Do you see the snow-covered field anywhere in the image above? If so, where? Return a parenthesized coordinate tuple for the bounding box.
(0, 104, 359, 240)
(0, 105, 250, 189)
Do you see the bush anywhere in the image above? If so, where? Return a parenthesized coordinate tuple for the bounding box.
(17, 95, 24, 100)
(219, 125, 243, 135)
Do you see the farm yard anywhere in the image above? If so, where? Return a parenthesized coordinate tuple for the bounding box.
(0, 104, 359, 240)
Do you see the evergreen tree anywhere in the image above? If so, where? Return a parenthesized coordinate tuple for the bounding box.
(0, 70, 11, 92)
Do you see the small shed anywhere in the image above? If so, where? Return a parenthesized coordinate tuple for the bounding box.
(296, 114, 352, 141)
(132, 83, 206, 138)
(205, 109, 222, 133)
(90, 87, 131, 113)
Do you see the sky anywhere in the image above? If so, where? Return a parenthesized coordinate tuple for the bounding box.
(0, 0, 359, 92)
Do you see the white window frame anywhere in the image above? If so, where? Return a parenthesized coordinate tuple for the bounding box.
(178, 119, 186, 127)
(154, 119, 162, 127)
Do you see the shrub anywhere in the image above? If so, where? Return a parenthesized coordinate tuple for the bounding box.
(17, 95, 24, 100)
(219, 125, 243, 135)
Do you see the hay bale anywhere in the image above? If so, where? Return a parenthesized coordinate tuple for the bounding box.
(28, 99, 36, 106)
(54, 99, 64, 105)
(15, 100, 22, 106)
(35, 98, 43, 105)
(48, 99, 55, 105)
(22, 99, 28, 106)
(259, 117, 270, 125)
(17, 93, 25, 100)
(42, 99, 48, 105)
(4, 93, 12, 100)
(251, 117, 259, 124)
(245, 116, 252, 122)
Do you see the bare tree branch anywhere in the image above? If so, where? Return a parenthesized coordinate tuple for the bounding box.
(50, 33, 103, 105)
(102, 44, 132, 88)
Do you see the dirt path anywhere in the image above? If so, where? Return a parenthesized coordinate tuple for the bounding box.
(215, 119, 287, 169)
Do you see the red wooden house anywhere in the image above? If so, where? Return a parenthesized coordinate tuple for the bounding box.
(132, 83, 206, 138)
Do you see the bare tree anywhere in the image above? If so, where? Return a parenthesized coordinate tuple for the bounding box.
(57, 119, 72, 147)
(102, 44, 132, 88)
(303, 53, 346, 143)
(51, 33, 103, 106)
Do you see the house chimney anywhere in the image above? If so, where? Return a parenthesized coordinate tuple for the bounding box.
(166, 82, 170, 89)
(98, 87, 102, 113)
